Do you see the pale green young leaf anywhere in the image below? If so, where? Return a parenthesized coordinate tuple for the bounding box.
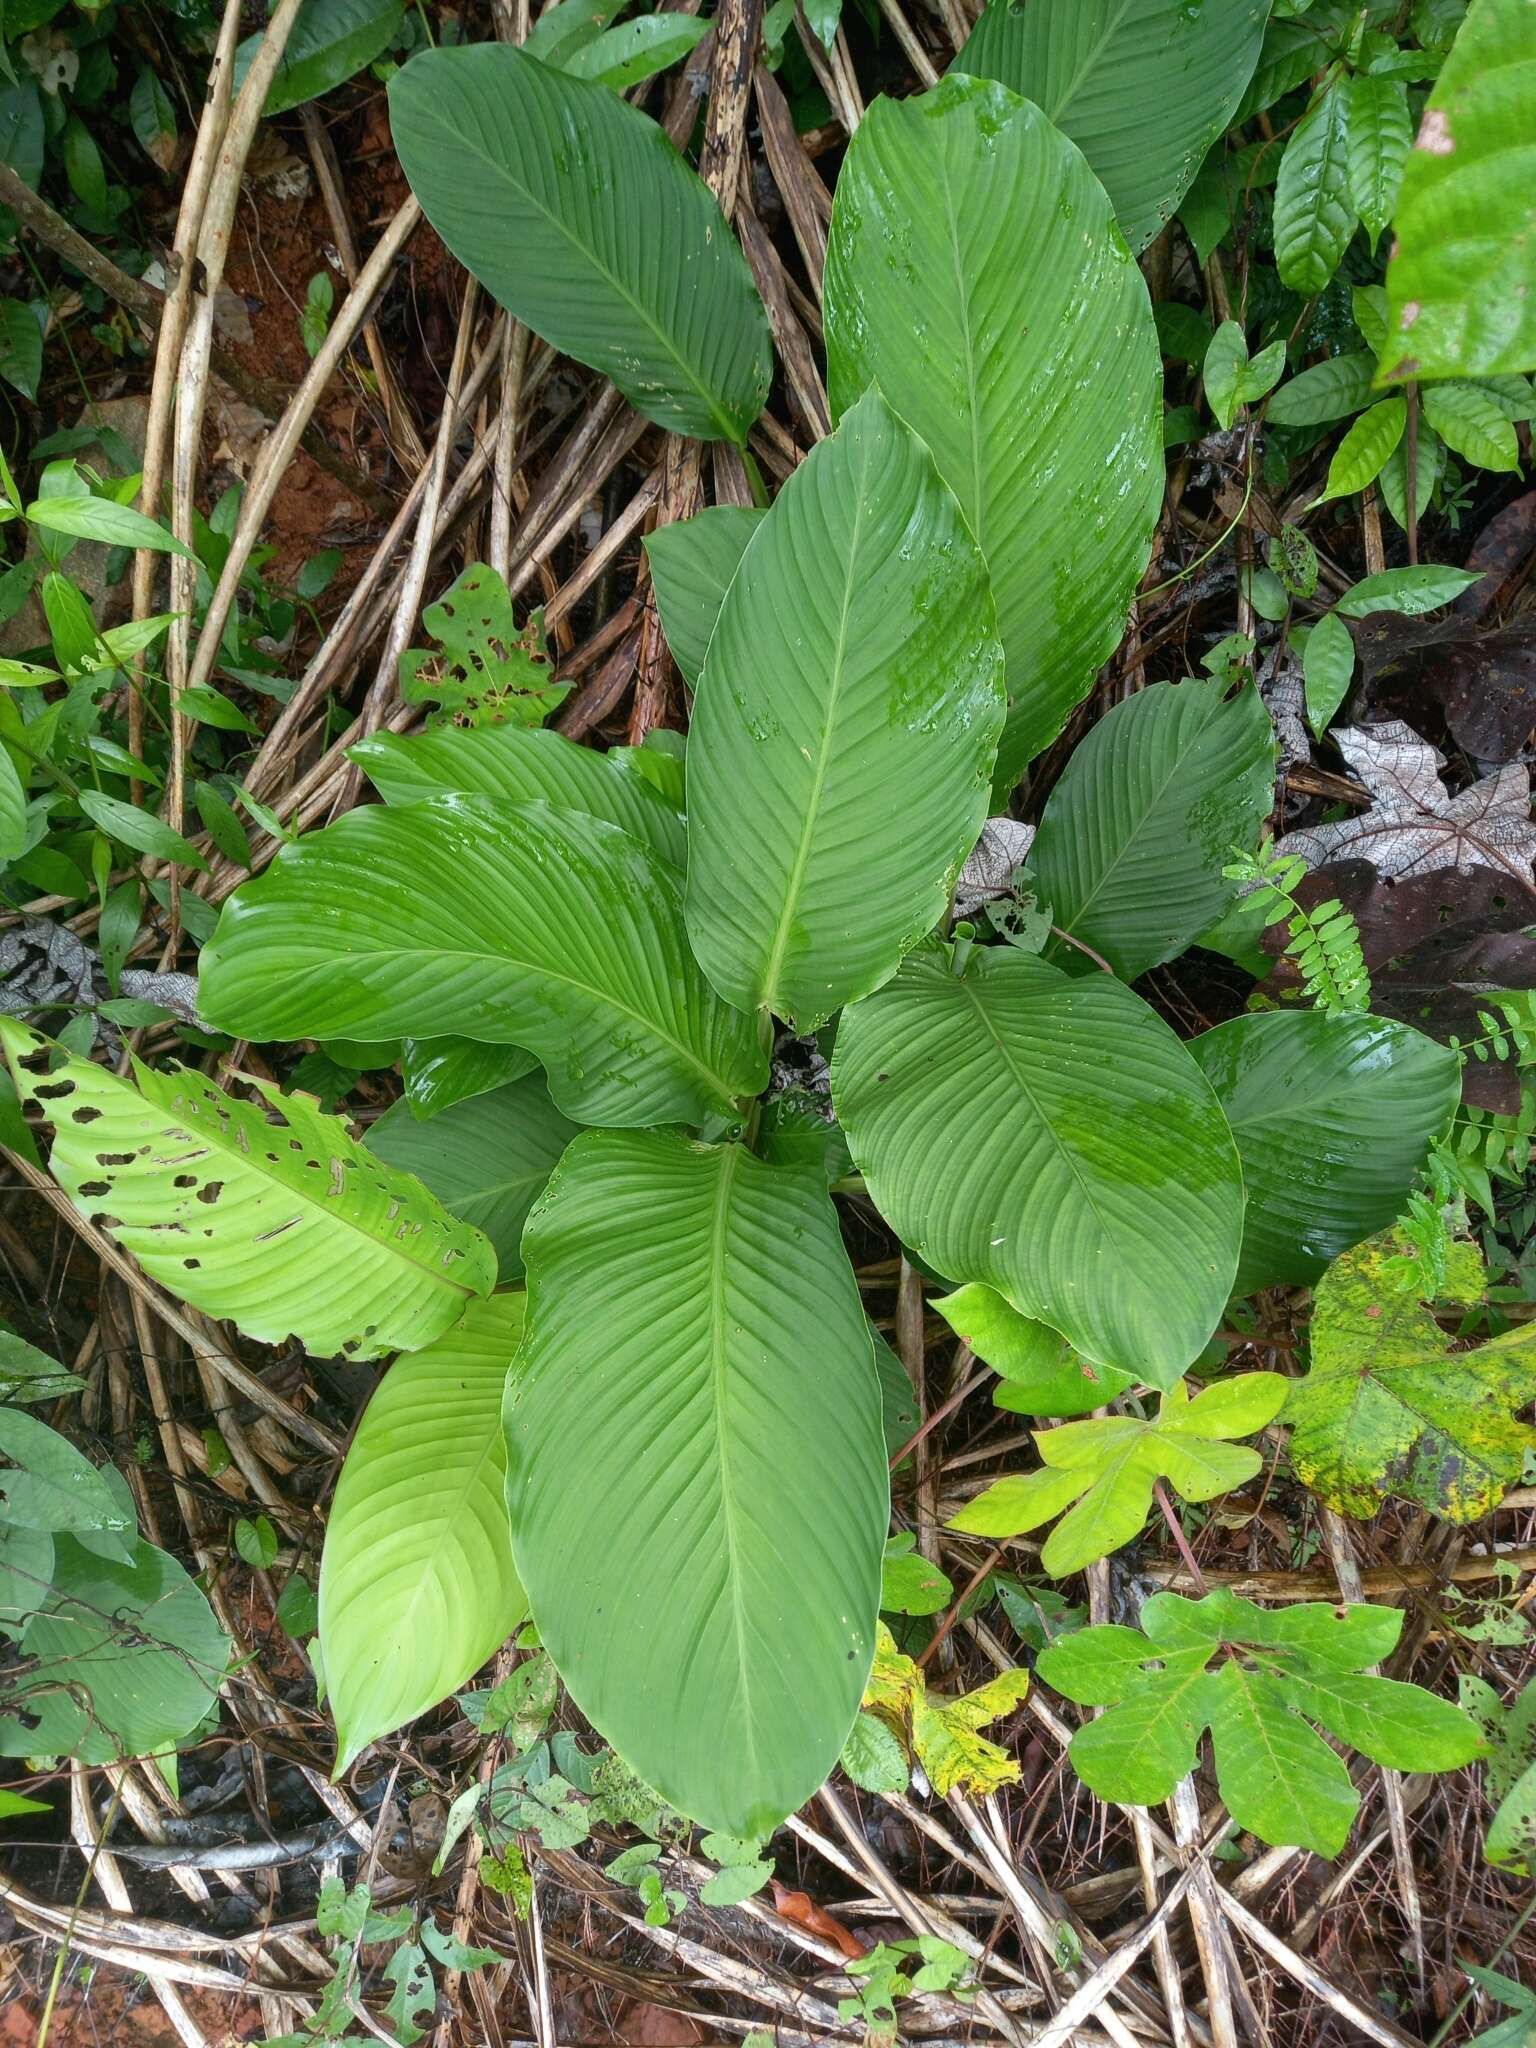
(824, 75, 1161, 791)
(1344, 71, 1412, 245)
(932, 1282, 1135, 1418)
(1285, 1229, 1536, 1522)
(321, 1295, 529, 1773)
(507, 1130, 887, 1837)
(1310, 396, 1406, 505)
(1203, 320, 1249, 431)
(0, 1020, 494, 1361)
(832, 944, 1244, 1391)
(644, 505, 763, 689)
(685, 391, 1004, 1029)
(1274, 80, 1358, 295)
(1421, 379, 1521, 471)
(388, 46, 770, 442)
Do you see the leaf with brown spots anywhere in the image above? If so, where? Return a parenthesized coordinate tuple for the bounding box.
(1284, 1228, 1536, 1522)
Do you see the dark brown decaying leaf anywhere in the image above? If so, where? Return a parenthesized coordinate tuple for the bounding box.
(1262, 858, 1536, 1108)
(1277, 721, 1536, 882)
(1452, 489, 1536, 623)
(1359, 617, 1536, 762)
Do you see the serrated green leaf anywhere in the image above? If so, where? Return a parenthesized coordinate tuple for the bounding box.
(0, 1020, 493, 1361)
(1285, 1229, 1536, 1521)
(321, 1295, 529, 1773)
(948, 1375, 1288, 1576)
(1421, 379, 1521, 471)
(644, 506, 763, 690)
(932, 1282, 1135, 1417)
(832, 944, 1244, 1391)
(685, 391, 1004, 1029)
(1310, 396, 1406, 504)
(1189, 1010, 1460, 1291)
(389, 46, 770, 442)
(825, 75, 1161, 790)
(952, 0, 1271, 254)
(1381, 0, 1536, 381)
(1030, 677, 1274, 982)
(507, 1129, 887, 1836)
(1274, 80, 1358, 295)
(1345, 71, 1412, 245)
(199, 797, 766, 1128)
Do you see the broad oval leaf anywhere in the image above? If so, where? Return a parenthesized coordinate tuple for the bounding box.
(199, 797, 766, 1129)
(832, 944, 1244, 1389)
(389, 45, 771, 442)
(234, 0, 404, 115)
(368, 1073, 578, 1278)
(507, 1128, 888, 1835)
(954, 0, 1271, 255)
(1382, 0, 1536, 382)
(0, 1021, 492, 1360)
(321, 1294, 529, 1773)
(350, 724, 686, 868)
(824, 75, 1162, 790)
(686, 391, 1005, 1028)
(1188, 1009, 1460, 1293)
(645, 505, 763, 689)
(1030, 677, 1275, 982)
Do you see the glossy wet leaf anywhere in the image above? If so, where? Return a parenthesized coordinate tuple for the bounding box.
(1381, 0, 1536, 381)
(321, 1295, 529, 1773)
(507, 1129, 887, 1836)
(1345, 72, 1412, 247)
(864, 1622, 1029, 1798)
(400, 1038, 539, 1120)
(0, 1021, 492, 1361)
(644, 506, 763, 689)
(1422, 380, 1521, 471)
(234, 0, 403, 115)
(1274, 80, 1357, 295)
(199, 797, 765, 1129)
(0, 1406, 132, 1538)
(1030, 677, 1274, 982)
(1311, 397, 1406, 505)
(953, 0, 1270, 255)
(832, 943, 1244, 1391)
(1038, 1589, 1481, 1854)
(1189, 1010, 1460, 1291)
(367, 1072, 578, 1278)
(1285, 1229, 1536, 1522)
(686, 392, 1004, 1029)
(949, 1375, 1288, 1576)
(825, 75, 1161, 790)
(933, 1282, 1135, 1418)
(389, 46, 770, 441)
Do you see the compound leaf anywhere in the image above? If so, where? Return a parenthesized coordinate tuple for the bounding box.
(1284, 1230, 1536, 1522)
(685, 391, 1004, 1029)
(321, 1294, 529, 1773)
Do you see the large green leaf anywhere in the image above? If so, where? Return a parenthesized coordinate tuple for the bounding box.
(506, 1128, 887, 1835)
(1030, 678, 1274, 982)
(686, 392, 1004, 1028)
(400, 1037, 540, 1120)
(368, 1073, 578, 1278)
(0, 1022, 492, 1361)
(824, 76, 1162, 791)
(645, 506, 763, 689)
(199, 797, 766, 1129)
(831, 944, 1244, 1390)
(350, 724, 686, 869)
(1382, 0, 1536, 381)
(953, 0, 1271, 255)
(388, 45, 771, 442)
(233, 0, 404, 116)
(1188, 1010, 1460, 1292)
(321, 1294, 529, 1772)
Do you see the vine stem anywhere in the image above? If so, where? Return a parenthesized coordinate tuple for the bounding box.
(1153, 1479, 1208, 1596)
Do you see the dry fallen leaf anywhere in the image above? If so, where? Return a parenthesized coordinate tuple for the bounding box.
(770, 1880, 868, 1959)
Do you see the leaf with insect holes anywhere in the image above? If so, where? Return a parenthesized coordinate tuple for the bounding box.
(1038, 1589, 1482, 1854)
(1277, 721, 1536, 884)
(948, 1375, 1288, 1577)
(863, 1623, 1029, 1798)
(1382, 0, 1536, 382)
(0, 1020, 493, 1361)
(1285, 1229, 1536, 1523)
(1460, 1674, 1536, 1874)
(398, 564, 567, 729)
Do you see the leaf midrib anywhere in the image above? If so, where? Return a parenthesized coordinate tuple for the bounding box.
(705, 1145, 764, 1794)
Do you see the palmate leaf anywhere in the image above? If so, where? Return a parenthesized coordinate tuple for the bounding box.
(644, 506, 763, 690)
(954, 0, 1270, 255)
(824, 75, 1162, 791)
(1030, 677, 1275, 983)
(389, 46, 771, 442)
(506, 1128, 887, 1836)
(832, 943, 1244, 1391)
(950, 1375, 1289, 1576)
(1285, 1229, 1536, 1522)
(199, 797, 766, 1129)
(321, 1295, 529, 1773)
(1038, 1589, 1482, 1855)
(1381, 0, 1536, 382)
(350, 723, 686, 869)
(686, 392, 1004, 1029)
(1188, 1010, 1460, 1292)
(0, 1022, 492, 1361)
(367, 1073, 579, 1278)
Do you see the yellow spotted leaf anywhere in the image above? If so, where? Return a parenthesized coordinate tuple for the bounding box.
(864, 1624, 1029, 1796)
